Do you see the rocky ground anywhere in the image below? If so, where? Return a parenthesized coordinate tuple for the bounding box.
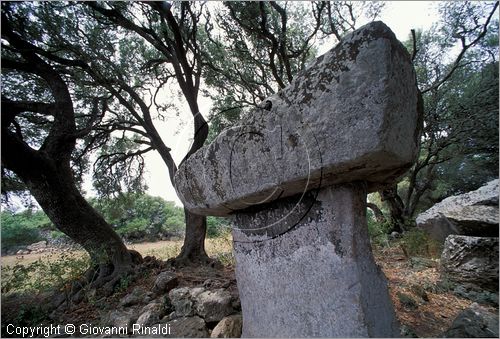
(2, 244, 498, 338)
(373, 245, 498, 337)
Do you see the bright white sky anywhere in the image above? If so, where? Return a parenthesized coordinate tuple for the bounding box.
(141, 1, 441, 207)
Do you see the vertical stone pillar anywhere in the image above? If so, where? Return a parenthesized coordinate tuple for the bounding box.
(174, 21, 422, 337)
(232, 183, 399, 337)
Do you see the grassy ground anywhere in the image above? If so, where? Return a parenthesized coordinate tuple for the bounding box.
(2, 235, 234, 268)
(1, 235, 233, 295)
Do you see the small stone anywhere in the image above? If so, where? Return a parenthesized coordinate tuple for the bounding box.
(211, 314, 243, 338)
(400, 324, 418, 338)
(152, 271, 178, 295)
(410, 285, 429, 302)
(195, 289, 233, 323)
(397, 292, 418, 310)
(444, 303, 499, 337)
(169, 287, 194, 317)
(169, 316, 208, 338)
(136, 302, 165, 327)
(120, 287, 146, 307)
(109, 309, 138, 330)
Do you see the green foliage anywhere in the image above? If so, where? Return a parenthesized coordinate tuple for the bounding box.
(2, 194, 185, 248)
(50, 230, 65, 239)
(400, 229, 442, 258)
(1, 210, 53, 249)
(367, 213, 392, 247)
(206, 216, 231, 238)
(115, 275, 132, 293)
(91, 193, 185, 242)
(381, 2, 500, 223)
(12, 305, 50, 329)
(1, 252, 90, 294)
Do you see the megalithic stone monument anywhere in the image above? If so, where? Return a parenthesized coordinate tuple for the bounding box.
(174, 21, 421, 337)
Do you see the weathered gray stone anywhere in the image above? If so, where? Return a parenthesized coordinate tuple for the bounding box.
(416, 179, 499, 242)
(120, 286, 146, 307)
(211, 314, 243, 338)
(152, 271, 178, 295)
(168, 287, 195, 317)
(194, 289, 233, 323)
(136, 302, 165, 327)
(109, 309, 138, 330)
(233, 184, 399, 337)
(27, 240, 47, 251)
(168, 316, 209, 338)
(174, 20, 417, 338)
(174, 21, 420, 217)
(441, 235, 499, 292)
(443, 303, 499, 338)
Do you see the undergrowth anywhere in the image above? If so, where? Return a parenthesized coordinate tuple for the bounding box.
(3, 233, 234, 294)
(1, 252, 90, 294)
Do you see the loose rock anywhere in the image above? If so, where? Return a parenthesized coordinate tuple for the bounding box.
(211, 314, 243, 338)
(168, 287, 195, 318)
(194, 289, 233, 323)
(136, 302, 165, 327)
(441, 235, 499, 292)
(152, 271, 178, 295)
(169, 316, 209, 338)
(443, 303, 499, 338)
(109, 309, 138, 330)
(120, 287, 147, 307)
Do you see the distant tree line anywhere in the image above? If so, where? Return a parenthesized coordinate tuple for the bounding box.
(1, 193, 229, 252)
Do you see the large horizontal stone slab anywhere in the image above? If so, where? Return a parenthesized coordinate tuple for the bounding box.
(417, 179, 499, 242)
(174, 21, 420, 216)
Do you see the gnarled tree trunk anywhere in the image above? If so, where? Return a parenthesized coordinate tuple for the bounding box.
(379, 185, 407, 233)
(175, 208, 211, 265)
(2, 132, 140, 295)
(1, 13, 140, 296)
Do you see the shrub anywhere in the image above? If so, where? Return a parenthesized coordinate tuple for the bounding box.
(400, 228, 442, 258)
(367, 214, 392, 247)
(207, 216, 231, 238)
(1, 210, 55, 250)
(1, 251, 90, 294)
(92, 193, 186, 241)
(1, 223, 42, 249)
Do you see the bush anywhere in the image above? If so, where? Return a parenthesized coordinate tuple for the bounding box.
(1, 251, 90, 294)
(50, 230, 65, 239)
(1, 210, 56, 250)
(207, 216, 231, 238)
(1, 223, 42, 250)
(400, 228, 442, 258)
(92, 193, 186, 241)
(367, 214, 392, 247)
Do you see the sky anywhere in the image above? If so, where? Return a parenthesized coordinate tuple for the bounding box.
(142, 1, 442, 207)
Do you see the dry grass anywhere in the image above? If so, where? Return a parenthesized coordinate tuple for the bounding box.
(1, 235, 234, 294)
(2, 235, 234, 269)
